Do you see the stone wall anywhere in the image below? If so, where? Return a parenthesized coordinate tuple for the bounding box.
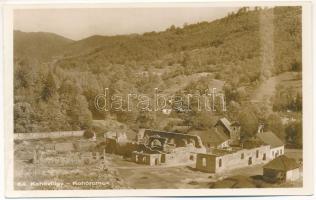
(196, 145, 271, 173)
(141, 129, 204, 148)
(34, 151, 101, 166)
(14, 131, 84, 140)
(196, 154, 217, 173)
(132, 152, 161, 166)
(286, 168, 300, 181)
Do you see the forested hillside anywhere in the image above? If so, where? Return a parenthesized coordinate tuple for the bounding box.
(14, 6, 302, 146)
(14, 30, 74, 61)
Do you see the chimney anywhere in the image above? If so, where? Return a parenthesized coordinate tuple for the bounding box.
(257, 123, 264, 134)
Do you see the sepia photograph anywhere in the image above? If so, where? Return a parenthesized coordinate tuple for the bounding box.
(2, 1, 314, 198)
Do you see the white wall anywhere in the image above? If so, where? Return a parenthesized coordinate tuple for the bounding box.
(271, 146, 285, 158)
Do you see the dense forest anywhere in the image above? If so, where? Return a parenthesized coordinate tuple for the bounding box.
(14, 6, 302, 147)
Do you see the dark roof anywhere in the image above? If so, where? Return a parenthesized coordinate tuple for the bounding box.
(212, 128, 230, 144)
(242, 138, 265, 149)
(189, 128, 229, 147)
(230, 121, 241, 126)
(257, 131, 284, 148)
(264, 155, 300, 171)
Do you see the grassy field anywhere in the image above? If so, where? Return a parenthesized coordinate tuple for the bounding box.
(14, 137, 128, 190)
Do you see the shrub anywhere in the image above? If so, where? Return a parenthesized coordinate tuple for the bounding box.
(83, 129, 94, 139)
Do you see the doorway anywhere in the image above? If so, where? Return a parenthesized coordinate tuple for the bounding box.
(248, 157, 252, 165)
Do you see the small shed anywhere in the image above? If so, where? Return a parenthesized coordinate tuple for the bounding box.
(263, 155, 300, 182)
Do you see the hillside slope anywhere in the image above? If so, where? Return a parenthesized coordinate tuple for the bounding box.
(14, 30, 74, 61)
(13, 7, 302, 135)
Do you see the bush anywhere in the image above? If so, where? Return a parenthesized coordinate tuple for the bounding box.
(83, 129, 94, 139)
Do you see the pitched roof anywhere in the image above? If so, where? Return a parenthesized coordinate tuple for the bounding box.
(216, 117, 232, 133)
(264, 155, 300, 171)
(231, 121, 241, 126)
(212, 128, 230, 144)
(257, 131, 284, 148)
(189, 128, 229, 147)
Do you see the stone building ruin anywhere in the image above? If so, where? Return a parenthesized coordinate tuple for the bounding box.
(132, 129, 206, 166)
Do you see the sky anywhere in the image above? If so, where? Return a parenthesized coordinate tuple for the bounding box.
(14, 7, 239, 41)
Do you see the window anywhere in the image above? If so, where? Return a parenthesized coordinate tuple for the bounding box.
(263, 153, 266, 161)
(202, 157, 206, 167)
(219, 159, 222, 167)
(256, 150, 259, 158)
(280, 149, 283, 155)
(241, 153, 244, 159)
(92, 152, 97, 159)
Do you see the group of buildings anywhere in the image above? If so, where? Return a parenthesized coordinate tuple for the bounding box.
(31, 117, 300, 183)
(104, 117, 299, 183)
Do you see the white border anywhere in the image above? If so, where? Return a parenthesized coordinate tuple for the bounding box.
(1, 1, 314, 198)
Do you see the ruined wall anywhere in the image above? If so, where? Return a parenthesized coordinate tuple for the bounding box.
(197, 145, 271, 173)
(214, 145, 271, 173)
(196, 154, 217, 173)
(132, 145, 204, 166)
(142, 130, 204, 148)
(34, 151, 101, 166)
(132, 152, 161, 166)
(164, 150, 193, 165)
(14, 131, 84, 140)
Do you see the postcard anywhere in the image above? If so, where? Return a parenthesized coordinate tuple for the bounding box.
(2, 1, 313, 197)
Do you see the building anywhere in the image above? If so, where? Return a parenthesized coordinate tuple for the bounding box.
(189, 128, 230, 149)
(189, 117, 238, 149)
(195, 118, 285, 174)
(196, 144, 270, 173)
(263, 155, 300, 182)
(257, 131, 284, 159)
(214, 117, 232, 136)
(132, 129, 206, 166)
(105, 132, 137, 157)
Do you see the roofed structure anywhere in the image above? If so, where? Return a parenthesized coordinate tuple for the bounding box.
(215, 117, 232, 134)
(257, 131, 284, 148)
(189, 128, 230, 148)
(263, 155, 300, 171)
(139, 129, 204, 148)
